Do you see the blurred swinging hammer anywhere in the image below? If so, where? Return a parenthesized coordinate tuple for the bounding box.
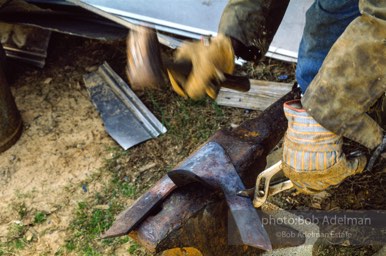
(126, 25, 250, 96)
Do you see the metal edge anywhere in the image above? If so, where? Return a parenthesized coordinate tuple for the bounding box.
(67, 0, 208, 41)
(97, 5, 216, 37)
(264, 53, 297, 63)
(156, 33, 182, 49)
(121, 16, 202, 40)
(4, 51, 45, 68)
(97, 62, 167, 137)
(66, 0, 135, 28)
(3, 46, 47, 58)
(266, 46, 298, 63)
(267, 46, 298, 59)
(28, 0, 74, 5)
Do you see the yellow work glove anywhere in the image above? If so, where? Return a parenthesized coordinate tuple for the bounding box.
(169, 34, 235, 100)
(282, 100, 367, 194)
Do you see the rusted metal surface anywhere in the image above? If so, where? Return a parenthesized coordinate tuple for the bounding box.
(103, 142, 272, 249)
(102, 176, 176, 238)
(105, 88, 301, 255)
(167, 142, 271, 250)
(0, 46, 22, 153)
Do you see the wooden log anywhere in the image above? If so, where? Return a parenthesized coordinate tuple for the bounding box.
(127, 89, 301, 255)
(216, 80, 292, 111)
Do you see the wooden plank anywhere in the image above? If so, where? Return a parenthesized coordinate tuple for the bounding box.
(216, 80, 293, 111)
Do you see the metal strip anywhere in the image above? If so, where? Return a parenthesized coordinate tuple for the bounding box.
(98, 62, 167, 137)
(67, 0, 204, 40)
(4, 50, 46, 68)
(27, 0, 73, 5)
(97, 5, 217, 37)
(83, 62, 167, 150)
(121, 15, 203, 40)
(0, 24, 51, 68)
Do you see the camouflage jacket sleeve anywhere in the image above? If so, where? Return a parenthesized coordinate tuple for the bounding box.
(302, 0, 386, 149)
(218, 0, 289, 55)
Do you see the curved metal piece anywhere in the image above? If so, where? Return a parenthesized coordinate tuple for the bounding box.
(167, 169, 214, 190)
(170, 142, 272, 251)
(253, 161, 283, 208)
(101, 176, 176, 238)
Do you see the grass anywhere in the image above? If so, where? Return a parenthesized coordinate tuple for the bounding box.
(34, 211, 47, 224)
(61, 146, 147, 256)
(59, 90, 236, 255)
(0, 221, 28, 255)
(13, 202, 28, 219)
(0, 147, 143, 255)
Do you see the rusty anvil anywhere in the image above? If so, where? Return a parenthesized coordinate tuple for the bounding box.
(103, 143, 271, 250)
(102, 88, 301, 255)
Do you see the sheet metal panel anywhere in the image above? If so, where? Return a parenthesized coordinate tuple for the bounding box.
(69, 0, 313, 62)
(84, 62, 167, 150)
(267, 0, 313, 62)
(69, 0, 227, 38)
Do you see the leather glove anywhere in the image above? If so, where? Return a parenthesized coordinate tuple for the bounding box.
(282, 100, 367, 194)
(169, 34, 235, 100)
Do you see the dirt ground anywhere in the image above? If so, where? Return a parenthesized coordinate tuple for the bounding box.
(0, 32, 385, 256)
(0, 33, 125, 255)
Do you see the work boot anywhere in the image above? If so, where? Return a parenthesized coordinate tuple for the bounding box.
(0, 45, 22, 153)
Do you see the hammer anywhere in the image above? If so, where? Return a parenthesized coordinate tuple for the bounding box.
(126, 25, 250, 95)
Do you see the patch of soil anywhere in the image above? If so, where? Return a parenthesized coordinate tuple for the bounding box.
(0, 33, 126, 254)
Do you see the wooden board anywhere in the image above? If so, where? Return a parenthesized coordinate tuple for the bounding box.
(216, 80, 293, 111)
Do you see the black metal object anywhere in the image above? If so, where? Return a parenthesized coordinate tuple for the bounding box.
(366, 135, 386, 172)
(0, 46, 22, 152)
(0, 5, 127, 40)
(167, 142, 272, 250)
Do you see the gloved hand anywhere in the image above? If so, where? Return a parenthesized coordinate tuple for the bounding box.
(282, 100, 367, 194)
(168, 34, 235, 99)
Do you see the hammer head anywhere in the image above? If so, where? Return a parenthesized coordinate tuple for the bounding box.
(126, 25, 165, 91)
